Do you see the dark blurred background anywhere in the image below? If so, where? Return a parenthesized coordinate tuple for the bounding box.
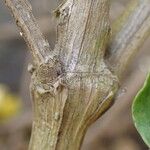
(0, 0, 150, 149)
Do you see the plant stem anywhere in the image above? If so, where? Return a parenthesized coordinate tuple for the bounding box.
(107, 0, 150, 78)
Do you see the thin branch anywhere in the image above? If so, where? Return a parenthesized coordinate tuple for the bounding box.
(5, 0, 54, 64)
(107, 0, 150, 78)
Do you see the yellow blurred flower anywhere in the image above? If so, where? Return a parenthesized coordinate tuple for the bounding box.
(0, 84, 22, 123)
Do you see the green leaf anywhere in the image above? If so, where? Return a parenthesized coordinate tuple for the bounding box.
(132, 73, 150, 148)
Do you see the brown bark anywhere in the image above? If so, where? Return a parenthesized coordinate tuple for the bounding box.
(28, 0, 118, 149)
(4, 0, 150, 149)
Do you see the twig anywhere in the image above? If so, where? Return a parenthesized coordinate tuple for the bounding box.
(5, 0, 54, 64)
(107, 0, 150, 78)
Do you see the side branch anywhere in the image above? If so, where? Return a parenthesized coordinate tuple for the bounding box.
(107, 0, 150, 78)
(54, 0, 110, 72)
(5, 0, 53, 64)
